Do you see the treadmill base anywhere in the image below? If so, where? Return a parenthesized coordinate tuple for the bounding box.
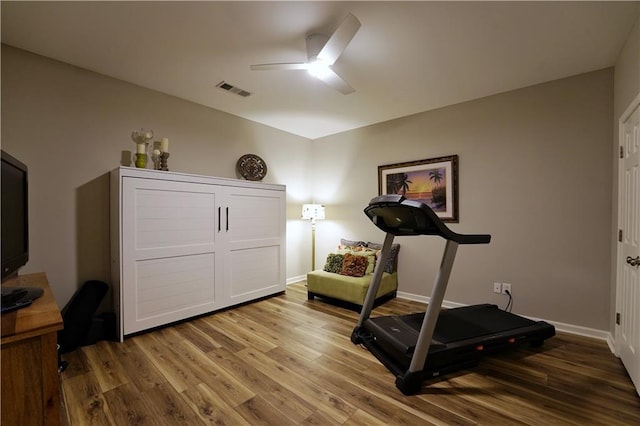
(352, 304, 555, 395)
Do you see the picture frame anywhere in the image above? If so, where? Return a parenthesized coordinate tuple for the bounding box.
(378, 155, 459, 222)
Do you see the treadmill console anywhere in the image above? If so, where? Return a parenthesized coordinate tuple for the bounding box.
(364, 195, 491, 244)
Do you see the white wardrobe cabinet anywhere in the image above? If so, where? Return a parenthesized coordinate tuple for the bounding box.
(110, 167, 286, 340)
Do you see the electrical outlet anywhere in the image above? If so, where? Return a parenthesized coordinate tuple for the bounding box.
(502, 283, 512, 295)
(493, 282, 502, 294)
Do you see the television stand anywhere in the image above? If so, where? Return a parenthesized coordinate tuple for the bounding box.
(1, 273, 63, 425)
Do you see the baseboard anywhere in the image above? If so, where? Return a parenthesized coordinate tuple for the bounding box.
(396, 290, 616, 351)
(287, 275, 307, 285)
(397, 291, 467, 309)
(289, 283, 616, 352)
(541, 319, 616, 352)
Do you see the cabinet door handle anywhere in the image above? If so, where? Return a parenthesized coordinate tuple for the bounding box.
(226, 207, 229, 231)
(218, 207, 221, 232)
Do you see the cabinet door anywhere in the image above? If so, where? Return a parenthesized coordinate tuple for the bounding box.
(223, 186, 286, 305)
(121, 178, 223, 335)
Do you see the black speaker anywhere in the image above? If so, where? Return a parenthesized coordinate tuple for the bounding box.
(57, 280, 108, 354)
(83, 312, 117, 346)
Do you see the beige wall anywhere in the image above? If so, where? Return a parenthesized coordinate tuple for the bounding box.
(0, 43, 624, 332)
(612, 14, 640, 333)
(311, 69, 614, 330)
(1, 45, 313, 308)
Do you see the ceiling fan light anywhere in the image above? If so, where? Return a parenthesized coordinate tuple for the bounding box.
(307, 61, 332, 79)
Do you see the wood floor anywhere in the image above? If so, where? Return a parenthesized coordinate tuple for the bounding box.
(60, 282, 640, 425)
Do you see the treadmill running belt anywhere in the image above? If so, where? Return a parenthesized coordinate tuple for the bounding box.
(433, 305, 538, 343)
(370, 304, 538, 348)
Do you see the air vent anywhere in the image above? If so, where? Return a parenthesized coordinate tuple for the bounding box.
(216, 81, 251, 97)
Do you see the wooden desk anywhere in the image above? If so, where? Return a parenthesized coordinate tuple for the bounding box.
(1, 273, 63, 425)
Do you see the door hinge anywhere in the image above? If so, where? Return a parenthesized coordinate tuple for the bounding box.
(619, 229, 623, 242)
(616, 312, 621, 325)
(620, 146, 624, 159)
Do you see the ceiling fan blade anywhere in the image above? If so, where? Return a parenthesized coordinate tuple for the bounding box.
(314, 67, 355, 95)
(317, 13, 361, 65)
(250, 63, 308, 71)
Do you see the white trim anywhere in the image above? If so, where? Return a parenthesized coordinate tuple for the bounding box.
(620, 92, 640, 123)
(114, 166, 285, 191)
(287, 275, 307, 285)
(397, 291, 466, 309)
(539, 319, 614, 349)
(287, 282, 616, 350)
(607, 334, 617, 355)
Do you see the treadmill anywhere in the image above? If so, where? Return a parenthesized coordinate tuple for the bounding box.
(351, 195, 555, 395)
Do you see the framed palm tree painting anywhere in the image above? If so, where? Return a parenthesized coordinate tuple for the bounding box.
(378, 155, 459, 222)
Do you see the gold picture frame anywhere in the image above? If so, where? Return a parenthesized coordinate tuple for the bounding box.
(378, 155, 459, 222)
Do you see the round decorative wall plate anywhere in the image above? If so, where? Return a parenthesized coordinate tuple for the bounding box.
(236, 154, 267, 181)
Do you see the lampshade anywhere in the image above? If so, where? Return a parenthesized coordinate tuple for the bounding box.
(302, 204, 325, 220)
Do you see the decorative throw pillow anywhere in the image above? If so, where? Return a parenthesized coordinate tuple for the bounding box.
(366, 242, 400, 274)
(340, 238, 366, 248)
(340, 252, 368, 277)
(335, 245, 378, 274)
(323, 253, 344, 273)
(361, 253, 376, 275)
(336, 244, 364, 253)
(349, 246, 378, 274)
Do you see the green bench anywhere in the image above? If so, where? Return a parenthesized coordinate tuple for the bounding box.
(306, 240, 400, 307)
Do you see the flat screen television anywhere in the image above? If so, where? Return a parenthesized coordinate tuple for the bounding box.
(1, 150, 29, 281)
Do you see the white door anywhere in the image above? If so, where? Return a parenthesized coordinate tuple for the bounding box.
(616, 95, 640, 396)
(223, 186, 286, 305)
(121, 178, 223, 335)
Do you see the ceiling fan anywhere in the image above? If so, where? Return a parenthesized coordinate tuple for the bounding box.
(250, 13, 361, 95)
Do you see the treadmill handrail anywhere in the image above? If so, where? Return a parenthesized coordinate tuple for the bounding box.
(364, 195, 491, 244)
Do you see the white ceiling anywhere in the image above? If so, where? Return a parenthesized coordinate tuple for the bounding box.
(2, 1, 638, 139)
